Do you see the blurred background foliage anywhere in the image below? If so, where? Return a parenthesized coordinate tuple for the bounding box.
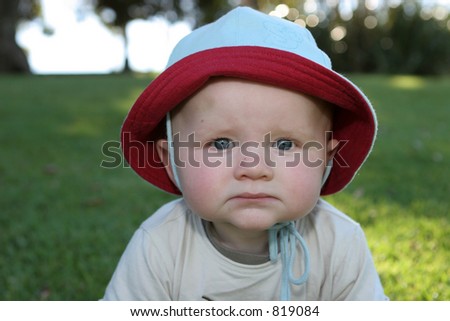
(1, 0, 449, 74)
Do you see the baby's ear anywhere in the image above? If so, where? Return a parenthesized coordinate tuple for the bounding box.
(156, 139, 176, 185)
(326, 137, 340, 163)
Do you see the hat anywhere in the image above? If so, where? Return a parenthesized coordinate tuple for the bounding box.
(121, 6, 377, 196)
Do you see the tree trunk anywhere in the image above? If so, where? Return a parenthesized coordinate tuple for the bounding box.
(122, 26, 131, 73)
(0, 0, 31, 73)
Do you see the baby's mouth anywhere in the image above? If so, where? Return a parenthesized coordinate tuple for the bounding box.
(236, 192, 272, 199)
(230, 192, 278, 203)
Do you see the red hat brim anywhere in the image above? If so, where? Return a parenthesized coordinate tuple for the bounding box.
(121, 46, 376, 195)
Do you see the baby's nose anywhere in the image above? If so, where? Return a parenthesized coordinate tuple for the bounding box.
(234, 144, 274, 181)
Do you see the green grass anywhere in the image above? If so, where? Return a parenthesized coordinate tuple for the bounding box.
(0, 74, 448, 300)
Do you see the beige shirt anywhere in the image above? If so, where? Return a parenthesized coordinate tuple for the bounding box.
(103, 198, 388, 300)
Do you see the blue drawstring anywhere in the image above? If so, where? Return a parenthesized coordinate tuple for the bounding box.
(268, 221, 310, 301)
(166, 112, 183, 192)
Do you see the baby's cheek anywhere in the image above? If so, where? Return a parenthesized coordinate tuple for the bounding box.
(179, 167, 221, 211)
(285, 168, 323, 209)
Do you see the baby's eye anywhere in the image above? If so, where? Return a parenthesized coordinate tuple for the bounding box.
(212, 138, 235, 150)
(274, 139, 294, 151)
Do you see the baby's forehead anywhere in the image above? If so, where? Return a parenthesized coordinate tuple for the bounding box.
(176, 77, 332, 113)
(172, 78, 333, 136)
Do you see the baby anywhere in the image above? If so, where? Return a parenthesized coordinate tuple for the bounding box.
(103, 7, 387, 300)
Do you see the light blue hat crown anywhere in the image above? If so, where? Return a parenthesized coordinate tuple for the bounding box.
(167, 7, 331, 69)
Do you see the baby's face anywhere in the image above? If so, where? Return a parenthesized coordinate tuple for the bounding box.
(159, 78, 336, 234)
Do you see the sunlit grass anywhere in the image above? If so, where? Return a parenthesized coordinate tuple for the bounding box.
(0, 74, 448, 300)
(324, 74, 449, 300)
(389, 75, 426, 90)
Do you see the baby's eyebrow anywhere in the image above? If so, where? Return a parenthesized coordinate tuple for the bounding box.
(264, 129, 324, 142)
